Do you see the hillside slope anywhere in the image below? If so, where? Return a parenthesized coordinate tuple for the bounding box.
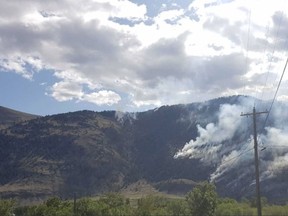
(0, 106, 38, 129)
(0, 96, 288, 203)
(0, 111, 132, 200)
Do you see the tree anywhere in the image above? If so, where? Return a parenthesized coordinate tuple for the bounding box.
(137, 195, 169, 216)
(250, 196, 268, 208)
(99, 193, 133, 216)
(45, 197, 61, 208)
(186, 181, 218, 216)
(0, 199, 15, 216)
(167, 199, 190, 216)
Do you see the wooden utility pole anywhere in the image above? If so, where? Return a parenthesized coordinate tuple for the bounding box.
(241, 107, 268, 216)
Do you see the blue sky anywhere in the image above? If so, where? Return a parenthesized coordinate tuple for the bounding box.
(1, 0, 288, 115)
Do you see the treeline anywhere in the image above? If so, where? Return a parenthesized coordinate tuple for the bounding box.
(2, 182, 288, 216)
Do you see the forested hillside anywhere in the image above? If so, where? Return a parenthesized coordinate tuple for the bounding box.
(0, 96, 288, 203)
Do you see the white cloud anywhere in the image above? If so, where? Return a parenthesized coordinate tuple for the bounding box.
(277, 95, 288, 102)
(81, 90, 121, 106)
(0, 58, 28, 77)
(0, 56, 46, 79)
(1, 0, 288, 108)
(156, 9, 184, 22)
(51, 81, 84, 102)
(109, 0, 147, 20)
(50, 80, 120, 106)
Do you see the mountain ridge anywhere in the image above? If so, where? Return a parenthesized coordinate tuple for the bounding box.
(0, 95, 287, 203)
(0, 106, 39, 130)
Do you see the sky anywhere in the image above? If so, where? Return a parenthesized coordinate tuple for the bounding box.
(1, 0, 288, 115)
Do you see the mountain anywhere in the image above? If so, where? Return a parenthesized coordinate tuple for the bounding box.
(0, 96, 287, 203)
(0, 110, 132, 201)
(0, 106, 39, 129)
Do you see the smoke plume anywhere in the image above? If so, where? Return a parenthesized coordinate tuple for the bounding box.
(115, 111, 137, 124)
(174, 97, 288, 183)
(174, 103, 245, 163)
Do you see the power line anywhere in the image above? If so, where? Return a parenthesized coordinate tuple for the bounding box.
(245, 9, 252, 72)
(257, 23, 272, 107)
(239, 8, 252, 98)
(263, 57, 288, 129)
(257, 7, 286, 109)
(212, 119, 254, 170)
(260, 3, 288, 111)
(266, 146, 288, 149)
(220, 147, 254, 166)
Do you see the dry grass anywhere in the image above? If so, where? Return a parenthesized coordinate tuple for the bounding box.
(120, 179, 185, 201)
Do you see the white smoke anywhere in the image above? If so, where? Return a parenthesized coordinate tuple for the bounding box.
(115, 111, 137, 124)
(262, 154, 288, 179)
(174, 97, 288, 183)
(260, 127, 288, 179)
(174, 103, 245, 163)
(264, 127, 288, 147)
(210, 138, 254, 182)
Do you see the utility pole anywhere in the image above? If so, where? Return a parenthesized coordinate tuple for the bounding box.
(241, 107, 268, 216)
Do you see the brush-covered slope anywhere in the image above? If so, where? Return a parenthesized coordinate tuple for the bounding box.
(0, 95, 288, 203)
(0, 111, 132, 200)
(0, 106, 38, 129)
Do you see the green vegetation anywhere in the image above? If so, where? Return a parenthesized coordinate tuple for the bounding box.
(0, 199, 15, 216)
(2, 182, 288, 216)
(186, 181, 217, 216)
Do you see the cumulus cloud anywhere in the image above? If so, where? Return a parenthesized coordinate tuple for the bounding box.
(0, 56, 45, 79)
(81, 90, 121, 106)
(2, 0, 288, 181)
(51, 80, 120, 106)
(51, 81, 84, 102)
(1, 0, 288, 109)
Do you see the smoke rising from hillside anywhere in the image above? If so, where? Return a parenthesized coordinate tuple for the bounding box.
(115, 111, 137, 124)
(174, 103, 245, 162)
(174, 97, 288, 183)
(210, 138, 254, 181)
(260, 127, 288, 179)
